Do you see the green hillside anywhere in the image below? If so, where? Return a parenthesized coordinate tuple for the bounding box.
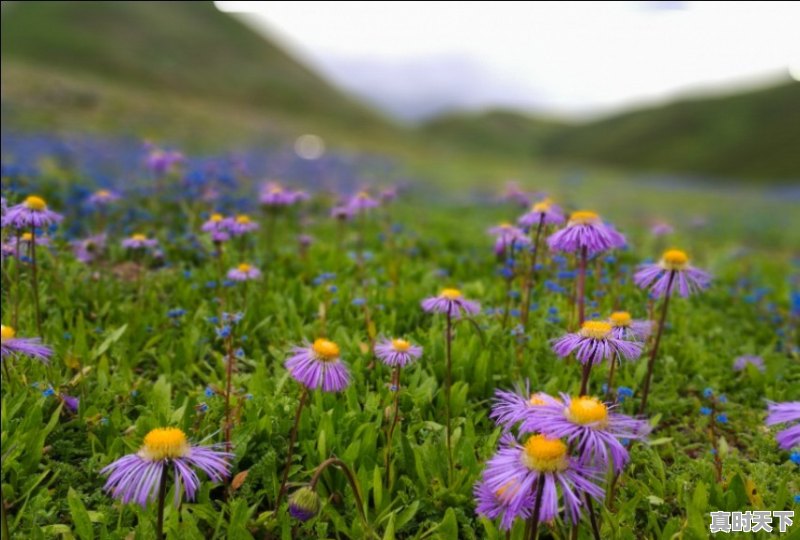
(541, 81, 800, 181)
(419, 109, 567, 158)
(0, 0, 385, 130)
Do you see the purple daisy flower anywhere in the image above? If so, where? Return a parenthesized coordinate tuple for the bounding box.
(347, 190, 380, 213)
(498, 181, 531, 207)
(547, 211, 624, 255)
(10, 232, 51, 249)
(608, 311, 652, 341)
(121, 234, 158, 250)
(650, 222, 674, 237)
(765, 402, 800, 451)
(229, 214, 259, 236)
(1, 325, 53, 362)
(60, 393, 80, 414)
(330, 205, 354, 221)
(518, 199, 565, 228)
(421, 288, 481, 319)
(487, 223, 530, 255)
(521, 394, 650, 473)
(72, 234, 107, 264)
(201, 213, 234, 242)
(490, 385, 561, 430)
(87, 189, 121, 206)
(634, 249, 711, 298)
(476, 433, 604, 529)
(101, 427, 231, 507)
(380, 186, 398, 203)
(227, 263, 261, 281)
(2, 195, 64, 230)
(145, 146, 184, 176)
(259, 182, 296, 206)
(374, 338, 423, 367)
(552, 321, 642, 366)
(285, 339, 351, 392)
(733, 355, 765, 372)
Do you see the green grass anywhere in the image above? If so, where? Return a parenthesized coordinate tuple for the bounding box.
(0, 157, 798, 538)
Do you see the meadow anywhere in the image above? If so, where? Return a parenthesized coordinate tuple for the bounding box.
(1, 131, 798, 540)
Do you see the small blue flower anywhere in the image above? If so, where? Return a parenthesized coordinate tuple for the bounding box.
(197, 402, 209, 413)
(205, 281, 217, 289)
(205, 386, 215, 398)
(718, 394, 728, 404)
(42, 387, 55, 397)
(327, 285, 338, 294)
(703, 387, 714, 399)
(167, 308, 186, 318)
(700, 407, 712, 416)
(794, 494, 800, 504)
(207, 316, 219, 325)
(216, 326, 232, 339)
(617, 386, 634, 399)
(352, 298, 366, 306)
(716, 414, 728, 424)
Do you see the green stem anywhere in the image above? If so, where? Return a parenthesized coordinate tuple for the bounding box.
(309, 457, 373, 537)
(445, 311, 453, 484)
(277, 387, 308, 508)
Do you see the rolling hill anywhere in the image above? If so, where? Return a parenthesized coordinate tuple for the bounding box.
(0, 0, 387, 131)
(422, 81, 800, 182)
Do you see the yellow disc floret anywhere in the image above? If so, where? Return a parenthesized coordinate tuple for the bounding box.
(567, 396, 608, 426)
(312, 338, 340, 361)
(210, 213, 224, 222)
(237, 263, 252, 273)
(1, 325, 16, 341)
(21, 232, 34, 242)
(522, 434, 568, 472)
(130, 234, 147, 242)
(440, 288, 463, 300)
(96, 189, 111, 198)
(24, 196, 47, 211)
(579, 321, 612, 340)
(139, 427, 189, 461)
(661, 249, 689, 271)
(609, 311, 632, 327)
(532, 199, 552, 213)
(236, 215, 251, 224)
(568, 211, 599, 225)
(391, 338, 411, 352)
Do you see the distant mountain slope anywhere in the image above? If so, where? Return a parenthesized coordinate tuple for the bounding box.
(420, 110, 568, 158)
(0, 0, 385, 129)
(541, 81, 800, 181)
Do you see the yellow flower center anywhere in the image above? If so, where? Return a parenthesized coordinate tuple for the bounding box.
(522, 435, 568, 472)
(532, 199, 552, 213)
(21, 232, 34, 242)
(356, 191, 370, 199)
(96, 189, 111, 198)
(391, 338, 411, 352)
(568, 210, 599, 225)
(210, 213, 224, 222)
(579, 321, 612, 340)
(499, 222, 512, 228)
(529, 394, 546, 406)
(610, 311, 632, 327)
(130, 234, 147, 242)
(139, 427, 189, 461)
(495, 479, 522, 502)
(440, 288, 462, 300)
(237, 263, 252, 273)
(567, 396, 608, 426)
(661, 249, 689, 270)
(1, 325, 16, 341)
(312, 338, 340, 361)
(236, 215, 251, 224)
(269, 186, 283, 194)
(24, 195, 47, 211)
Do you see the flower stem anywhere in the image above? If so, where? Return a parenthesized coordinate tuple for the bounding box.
(521, 215, 545, 329)
(309, 457, 373, 536)
(277, 387, 308, 508)
(605, 356, 618, 401)
(638, 270, 675, 415)
(525, 474, 546, 540)
(13, 230, 21, 329)
(30, 227, 42, 336)
(384, 366, 401, 486)
(155, 463, 168, 540)
(577, 246, 587, 327)
(224, 334, 235, 453)
(444, 311, 454, 484)
(585, 493, 602, 540)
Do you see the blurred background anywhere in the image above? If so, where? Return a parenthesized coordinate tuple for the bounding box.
(1, 0, 799, 242)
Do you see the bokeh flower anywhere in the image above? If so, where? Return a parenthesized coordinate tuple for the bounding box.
(547, 211, 624, 255)
(634, 249, 710, 298)
(421, 288, 481, 319)
(1, 325, 53, 362)
(227, 263, 261, 281)
(608, 311, 651, 341)
(765, 402, 800, 450)
(518, 199, 565, 228)
(374, 337, 422, 367)
(2, 195, 63, 230)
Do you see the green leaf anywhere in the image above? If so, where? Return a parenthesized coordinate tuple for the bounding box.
(68, 487, 93, 540)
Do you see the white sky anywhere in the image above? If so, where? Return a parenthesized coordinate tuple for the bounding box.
(216, 1, 800, 120)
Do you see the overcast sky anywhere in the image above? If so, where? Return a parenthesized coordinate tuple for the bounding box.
(216, 1, 800, 121)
